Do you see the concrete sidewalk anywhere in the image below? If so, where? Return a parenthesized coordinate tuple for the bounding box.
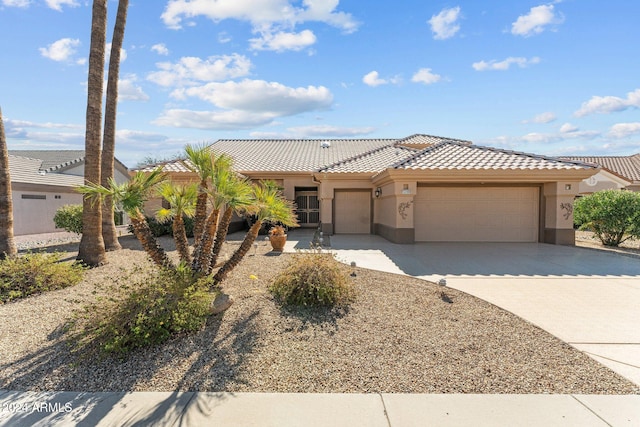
(1, 391, 639, 426)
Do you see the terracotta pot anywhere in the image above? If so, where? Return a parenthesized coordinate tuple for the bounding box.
(269, 234, 287, 251)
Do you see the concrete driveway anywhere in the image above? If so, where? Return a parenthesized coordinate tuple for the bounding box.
(286, 232, 640, 387)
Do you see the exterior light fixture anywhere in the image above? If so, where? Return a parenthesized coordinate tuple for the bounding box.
(565, 184, 572, 190)
(375, 187, 382, 198)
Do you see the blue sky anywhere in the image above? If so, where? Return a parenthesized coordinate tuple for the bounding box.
(1, 0, 639, 167)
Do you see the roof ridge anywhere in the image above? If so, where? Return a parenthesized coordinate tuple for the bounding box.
(466, 142, 598, 168)
(390, 140, 449, 169)
(45, 156, 85, 172)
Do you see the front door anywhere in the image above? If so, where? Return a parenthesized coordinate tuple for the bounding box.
(295, 191, 320, 228)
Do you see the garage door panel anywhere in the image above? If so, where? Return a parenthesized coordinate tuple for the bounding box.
(334, 191, 371, 234)
(415, 187, 539, 242)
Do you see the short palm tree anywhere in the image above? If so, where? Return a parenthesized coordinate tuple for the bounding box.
(156, 182, 197, 265)
(212, 180, 298, 285)
(184, 143, 214, 243)
(78, 168, 173, 269)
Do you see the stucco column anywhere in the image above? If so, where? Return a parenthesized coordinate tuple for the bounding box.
(543, 182, 580, 245)
(373, 181, 416, 243)
(319, 195, 334, 234)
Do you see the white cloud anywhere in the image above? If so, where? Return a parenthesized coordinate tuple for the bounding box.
(428, 6, 461, 40)
(147, 54, 252, 87)
(39, 38, 80, 62)
(117, 77, 150, 102)
(559, 122, 578, 133)
(523, 111, 556, 124)
(106, 43, 127, 63)
(218, 32, 232, 43)
(411, 68, 442, 85)
(286, 125, 375, 137)
(1, 0, 30, 7)
(156, 79, 333, 130)
(362, 71, 387, 87)
(250, 29, 317, 52)
(45, 0, 78, 11)
(151, 43, 169, 56)
(609, 122, 640, 139)
(161, 0, 359, 34)
(511, 4, 563, 37)
(574, 89, 640, 117)
(472, 56, 540, 71)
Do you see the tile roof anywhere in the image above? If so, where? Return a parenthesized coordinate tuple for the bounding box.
(8, 154, 84, 187)
(319, 144, 417, 173)
(397, 133, 472, 147)
(138, 159, 195, 174)
(8, 150, 129, 172)
(210, 138, 397, 172)
(559, 154, 640, 182)
(394, 142, 596, 171)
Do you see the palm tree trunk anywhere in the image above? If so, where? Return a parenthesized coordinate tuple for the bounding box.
(209, 206, 233, 273)
(77, 0, 108, 267)
(0, 108, 17, 259)
(173, 214, 191, 265)
(212, 220, 261, 285)
(101, 0, 128, 251)
(130, 210, 174, 269)
(192, 183, 208, 243)
(191, 208, 219, 273)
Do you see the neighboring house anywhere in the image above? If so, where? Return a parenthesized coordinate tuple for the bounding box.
(559, 154, 640, 193)
(7, 150, 129, 235)
(138, 134, 599, 245)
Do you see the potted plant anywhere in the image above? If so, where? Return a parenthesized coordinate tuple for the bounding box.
(268, 225, 287, 251)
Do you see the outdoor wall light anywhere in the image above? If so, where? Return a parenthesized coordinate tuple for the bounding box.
(565, 184, 572, 190)
(375, 187, 382, 198)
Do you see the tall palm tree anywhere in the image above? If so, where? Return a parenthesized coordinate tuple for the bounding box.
(212, 180, 298, 285)
(0, 107, 17, 259)
(156, 182, 197, 265)
(78, 169, 173, 269)
(101, 0, 129, 251)
(184, 144, 214, 243)
(77, 0, 108, 267)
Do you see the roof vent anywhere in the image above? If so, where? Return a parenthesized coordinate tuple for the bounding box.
(320, 141, 331, 149)
(38, 170, 46, 176)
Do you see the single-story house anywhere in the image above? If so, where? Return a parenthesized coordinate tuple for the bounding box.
(138, 134, 600, 245)
(559, 154, 640, 193)
(7, 150, 129, 235)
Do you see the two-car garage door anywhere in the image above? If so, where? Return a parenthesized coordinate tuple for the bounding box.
(414, 187, 539, 242)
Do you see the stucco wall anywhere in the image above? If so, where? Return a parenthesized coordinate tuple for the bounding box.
(12, 189, 83, 235)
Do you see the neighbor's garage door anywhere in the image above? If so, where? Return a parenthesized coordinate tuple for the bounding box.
(334, 190, 371, 234)
(414, 187, 539, 242)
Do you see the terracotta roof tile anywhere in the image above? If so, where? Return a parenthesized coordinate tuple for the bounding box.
(395, 142, 596, 171)
(559, 154, 640, 182)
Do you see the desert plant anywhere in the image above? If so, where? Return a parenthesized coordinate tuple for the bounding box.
(68, 263, 214, 355)
(54, 204, 84, 234)
(0, 252, 85, 303)
(574, 190, 640, 247)
(269, 253, 355, 307)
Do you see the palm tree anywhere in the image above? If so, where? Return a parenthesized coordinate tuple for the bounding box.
(212, 180, 298, 285)
(0, 107, 17, 259)
(207, 173, 253, 274)
(156, 182, 197, 265)
(78, 169, 173, 269)
(184, 144, 214, 243)
(77, 0, 108, 267)
(101, 0, 129, 251)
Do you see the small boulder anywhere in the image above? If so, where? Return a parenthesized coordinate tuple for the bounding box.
(211, 293, 234, 315)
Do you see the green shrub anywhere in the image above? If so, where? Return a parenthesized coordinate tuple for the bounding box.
(269, 253, 355, 307)
(69, 265, 214, 355)
(54, 204, 83, 234)
(0, 252, 85, 303)
(574, 190, 640, 247)
(128, 216, 194, 238)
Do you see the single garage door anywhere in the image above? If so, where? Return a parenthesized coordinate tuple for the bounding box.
(334, 190, 371, 234)
(414, 186, 539, 242)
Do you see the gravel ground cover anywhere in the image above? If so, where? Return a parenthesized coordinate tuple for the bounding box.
(0, 234, 638, 394)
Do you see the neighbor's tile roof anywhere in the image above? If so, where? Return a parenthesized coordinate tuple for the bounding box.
(319, 144, 417, 173)
(397, 134, 472, 147)
(8, 154, 84, 187)
(559, 154, 640, 182)
(209, 138, 398, 172)
(8, 150, 129, 172)
(394, 142, 596, 171)
(138, 159, 195, 174)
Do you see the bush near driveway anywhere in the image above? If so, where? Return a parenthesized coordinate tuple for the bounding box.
(53, 204, 84, 234)
(0, 252, 85, 303)
(574, 189, 640, 247)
